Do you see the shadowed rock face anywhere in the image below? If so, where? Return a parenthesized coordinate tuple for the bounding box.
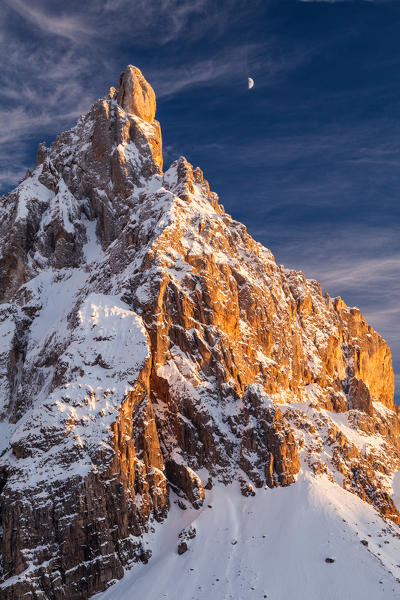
(0, 66, 399, 599)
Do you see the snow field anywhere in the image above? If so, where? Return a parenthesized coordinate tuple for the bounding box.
(96, 472, 400, 600)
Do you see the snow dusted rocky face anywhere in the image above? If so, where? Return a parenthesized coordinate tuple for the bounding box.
(0, 66, 399, 600)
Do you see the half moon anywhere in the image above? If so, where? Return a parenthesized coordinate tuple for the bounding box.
(248, 77, 254, 89)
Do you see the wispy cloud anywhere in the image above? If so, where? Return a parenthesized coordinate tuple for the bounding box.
(150, 43, 266, 98)
(2, 0, 252, 48)
(310, 256, 400, 290)
(4, 0, 94, 42)
(299, 1, 349, 3)
(299, 1, 382, 3)
(0, 167, 27, 188)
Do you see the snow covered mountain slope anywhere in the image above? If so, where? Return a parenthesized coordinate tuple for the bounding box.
(0, 65, 399, 599)
(95, 475, 400, 600)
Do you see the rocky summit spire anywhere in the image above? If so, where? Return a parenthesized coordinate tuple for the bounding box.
(116, 65, 156, 122)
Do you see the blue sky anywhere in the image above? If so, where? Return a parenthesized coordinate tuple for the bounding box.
(1, 0, 399, 400)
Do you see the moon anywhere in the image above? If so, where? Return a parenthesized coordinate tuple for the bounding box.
(248, 77, 254, 89)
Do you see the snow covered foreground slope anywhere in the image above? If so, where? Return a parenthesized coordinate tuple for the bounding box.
(95, 475, 400, 600)
(0, 65, 400, 599)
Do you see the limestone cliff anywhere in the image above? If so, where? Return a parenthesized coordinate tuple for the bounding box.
(0, 66, 398, 599)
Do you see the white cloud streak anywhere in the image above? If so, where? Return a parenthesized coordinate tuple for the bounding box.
(299, 1, 381, 3)
(149, 43, 266, 98)
(4, 0, 95, 42)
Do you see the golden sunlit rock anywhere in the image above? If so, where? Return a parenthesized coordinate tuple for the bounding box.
(117, 65, 156, 123)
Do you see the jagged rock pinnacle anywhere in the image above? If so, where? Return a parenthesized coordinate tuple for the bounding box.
(116, 65, 156, 122)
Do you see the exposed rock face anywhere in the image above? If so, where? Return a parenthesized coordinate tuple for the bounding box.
(0, 65, 399, 599)
(117, 65, 156, 123)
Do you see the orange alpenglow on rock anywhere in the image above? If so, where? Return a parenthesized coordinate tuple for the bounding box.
(116, 65, 157, 122)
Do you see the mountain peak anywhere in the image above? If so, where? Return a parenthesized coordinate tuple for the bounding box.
(0, 65, 399, 600)
(116, 65, 156, 123)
